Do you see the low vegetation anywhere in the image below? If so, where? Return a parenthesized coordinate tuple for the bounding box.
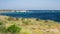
(7, 24, 21, 34)
(0, 16, 60, 34)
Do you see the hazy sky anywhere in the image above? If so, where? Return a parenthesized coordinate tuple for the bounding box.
(0, 0, 60, 10)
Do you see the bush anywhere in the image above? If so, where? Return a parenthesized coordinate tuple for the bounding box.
(7, 24, 22, 34)
(36, 18, 39, 21)
(0, 22, 3, 25)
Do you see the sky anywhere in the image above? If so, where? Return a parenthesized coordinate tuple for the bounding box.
(0, 0, 60, 10)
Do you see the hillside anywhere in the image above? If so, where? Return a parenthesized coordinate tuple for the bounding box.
(0, 15, 60, 34)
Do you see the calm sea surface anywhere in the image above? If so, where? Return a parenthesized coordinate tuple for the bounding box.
(0, 10, 60, 22)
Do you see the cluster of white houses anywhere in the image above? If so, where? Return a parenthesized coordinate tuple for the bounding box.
(0, 10, 27, 13)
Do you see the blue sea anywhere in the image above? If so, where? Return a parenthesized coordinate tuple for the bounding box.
(0, 10, 60, 22)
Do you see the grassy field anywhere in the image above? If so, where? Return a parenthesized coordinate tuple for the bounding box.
(0, 15, 60, 34)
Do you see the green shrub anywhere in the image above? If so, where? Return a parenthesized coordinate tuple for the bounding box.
(7, 24, 22, 34)
(36, 18, 40, 21)
(0, 22, 3, 25)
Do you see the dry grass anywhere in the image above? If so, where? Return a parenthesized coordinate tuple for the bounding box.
(0, 15, 60, 34)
